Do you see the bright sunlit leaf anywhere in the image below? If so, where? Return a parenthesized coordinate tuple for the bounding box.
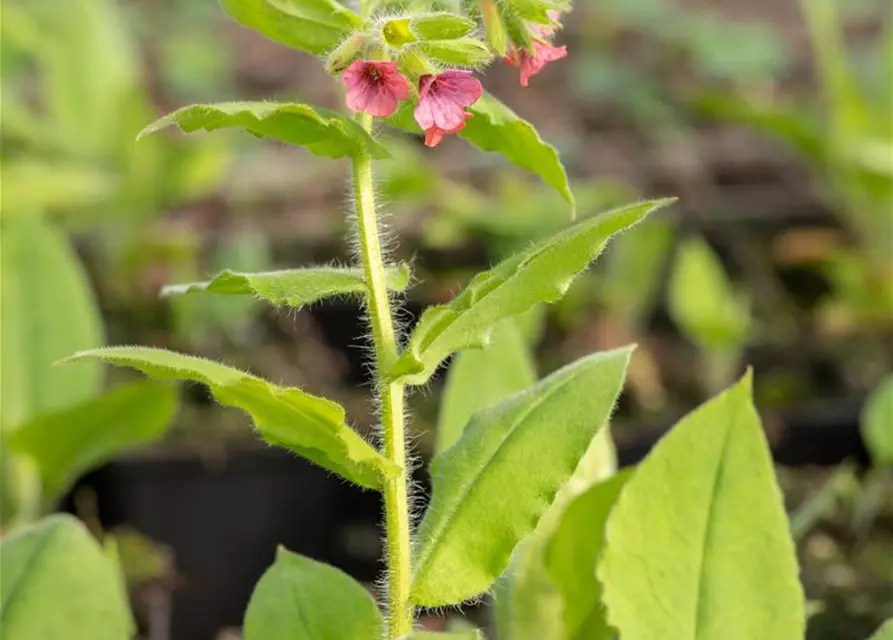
(598, 373, 805, 640)
(411, 347, 633, 606)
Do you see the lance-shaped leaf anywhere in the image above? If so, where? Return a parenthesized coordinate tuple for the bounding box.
(62, 347, 398, 489)
(388, 199, 672, 385)
(7, 381, 177, 500)
(139, 102, 391, 160)
(411, 347, 633, 606)
(462, 94, 573, 205)
(162, 264, 411, 307)
(862, 376, 893, 467)
(243, 547, 382, 640)
(598, 373, 805, 640)
(219, 0, 360, 56)
(0, 514, 134, 639)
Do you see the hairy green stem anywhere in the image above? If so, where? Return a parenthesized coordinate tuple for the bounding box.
(352, 113, 413, 637)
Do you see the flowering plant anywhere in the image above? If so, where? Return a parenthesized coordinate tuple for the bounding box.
(3, 1, 892, 639)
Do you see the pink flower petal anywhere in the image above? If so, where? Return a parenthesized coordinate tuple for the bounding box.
(414, 71, 483, 134)
(341, 60, 410, 118)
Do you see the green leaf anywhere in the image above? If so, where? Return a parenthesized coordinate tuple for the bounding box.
(62, 347, 398, 489)
(869, 619, 893, 640)
(546, 473, 629, 640)
(163, 263, 411, 307)
(410, 13, 476, 40)
(243, 547, 382, 640)
(7, 382, 177, 500)
(463, 93, 573, 205)
(419, 38, 493, 67)
(862, 376, 893, 466)
(436, 316, 537, 454)
(0, 514, 133, 639)
(1, 214, 104, 432)
(495, 429, 620, 640)
(668, 236, 751, 350)
(218, 0, 360, 56)
(388, 199, 672, 385)
(598, 373, 805, 640)
(411, 347, 633, 606)
(402, 632, 483, 639)
(139, 102, 391, 160)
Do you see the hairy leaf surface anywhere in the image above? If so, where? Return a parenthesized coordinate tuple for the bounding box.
(163, 264, 411, 307)
(64, 347, 398, 489)
(411, 347, 633, 606)
(139, 102, 391, 160)
(389, 199, 672, 385)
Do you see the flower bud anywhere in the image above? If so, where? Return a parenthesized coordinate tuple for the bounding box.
(480, 0, 507, 56)
(325, 33, 367, 74)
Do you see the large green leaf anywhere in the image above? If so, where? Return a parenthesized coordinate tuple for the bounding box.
(411, 347, 633, 606)
(243, 547, 381, 640)
(862, 376, 893, 467)
(139, 102, 391, 160)
(1, 214, 103, 432)
(546, 473, 629, 640)
(0, 514, 133, 639)
(462, 94, 572, 205)
(869, 620, 893, 640)
(598, 373, 805, 640)
(495, 428, 620, 640)
(668, 236, 751, 350)
(218, 0, 360, 56)
(402, 632, 483, 639)
(63, 347, 398, 489)
(7, 382, 177, 500)
(436, 315, 536, 454)
(388, 199, 672, 385)
(163, 263, 411, 307)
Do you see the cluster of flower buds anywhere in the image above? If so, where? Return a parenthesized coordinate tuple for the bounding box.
(327, 4, 568, 147)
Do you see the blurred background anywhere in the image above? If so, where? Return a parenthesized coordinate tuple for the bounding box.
(1, 0, 891, 638)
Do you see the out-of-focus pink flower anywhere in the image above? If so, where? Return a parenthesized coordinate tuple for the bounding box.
(342, 60, 410, 117)
(506, 10, 568, 87)
(505, 41, 568, 87)
(413, 70, 483, 147)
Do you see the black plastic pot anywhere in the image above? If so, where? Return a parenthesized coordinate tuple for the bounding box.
(69, 447, 386, 640)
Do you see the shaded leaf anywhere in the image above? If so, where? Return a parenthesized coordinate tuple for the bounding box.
(436, 316, 536, 454)
(243, 547, 382, 640)
(546, 473, 629, 640)
(1, 214, 103, 431)
(0, 514, 133, 639)
(388, 199, 672, 385)
(63, 347, 398, 489)
(598, 373, 805, 640)
(163, 263, 411, 307)
(219, 0, 360, 56)
(411, 347, 633, 606)
(862, 376, 893, 466)
(139, 102, 391, 160)
(463, 94, 573, 205)
(668, 236, 751, 350)
(8, 382, 177, 500)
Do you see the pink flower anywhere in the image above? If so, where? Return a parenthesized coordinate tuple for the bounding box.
(413, 70, 483, 147)
(506, 11, 567, 87)
(342, 60, 410, 118)
(505, 42, 568, 87)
